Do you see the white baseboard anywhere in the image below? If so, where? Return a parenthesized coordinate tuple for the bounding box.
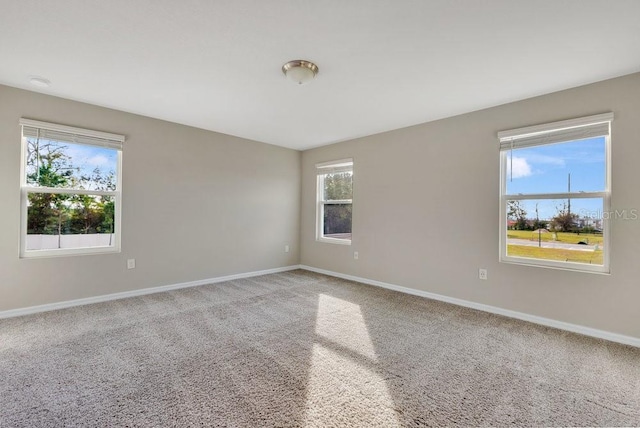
(0, 265, 302, 320)
(300, 265, 640, 348)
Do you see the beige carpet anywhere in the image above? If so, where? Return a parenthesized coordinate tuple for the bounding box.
(1, 269, 639, 427)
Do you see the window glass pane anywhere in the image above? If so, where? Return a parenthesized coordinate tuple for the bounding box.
(506, 198, 604, 265)
(324, 203, 352, 240)
(506, 137, 605, 195)
(26, 192, 115, 251)
(25, 139, 118, 191)
(323, 172, 353, 200)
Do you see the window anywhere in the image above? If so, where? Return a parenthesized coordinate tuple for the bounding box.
(316, 159, 353, 244)
(20, 119, 124, 258)
(498, 113, 612, 273)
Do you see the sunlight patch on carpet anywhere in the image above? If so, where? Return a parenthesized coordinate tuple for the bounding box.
(304, 294, 401, 426)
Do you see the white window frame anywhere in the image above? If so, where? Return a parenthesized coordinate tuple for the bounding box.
(19, 119, 124, 258)
(316, 158, 353, 245)
(498, 113, 613, 274)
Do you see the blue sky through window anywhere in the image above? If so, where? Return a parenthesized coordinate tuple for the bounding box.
(506, 136, 605, 220)
(26, 139, 118, 190)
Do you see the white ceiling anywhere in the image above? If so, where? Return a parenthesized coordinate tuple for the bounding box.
(1, 1, 639, 150)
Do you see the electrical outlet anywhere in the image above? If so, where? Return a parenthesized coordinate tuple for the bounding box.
(479, 268, 487, 280)
(354, 251, 359, 260)
(127, 259, 136, 269)
(284, 245, 290, 253)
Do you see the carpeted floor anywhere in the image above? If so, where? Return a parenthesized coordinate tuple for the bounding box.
(1, 269, 639, 427)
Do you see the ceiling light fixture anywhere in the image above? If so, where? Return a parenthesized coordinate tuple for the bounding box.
(282, 60, 319, 85)
(29, 76, 51, 88)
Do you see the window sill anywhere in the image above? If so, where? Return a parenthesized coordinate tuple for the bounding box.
(500, 256, 610, 275)
(317, 237, 352, 246)
(21, 246, 120, 259)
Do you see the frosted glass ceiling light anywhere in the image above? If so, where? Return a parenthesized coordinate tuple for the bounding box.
(282, 60, 319, 85)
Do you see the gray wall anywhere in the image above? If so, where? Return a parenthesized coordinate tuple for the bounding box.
(0, 85, 301, 311)
(301, 72, 640, 339)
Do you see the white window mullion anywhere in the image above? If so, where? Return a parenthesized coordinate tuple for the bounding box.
(321, 199, 353, 204)
(23, 187, 118, 197)
(505, 192, 607, 201)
